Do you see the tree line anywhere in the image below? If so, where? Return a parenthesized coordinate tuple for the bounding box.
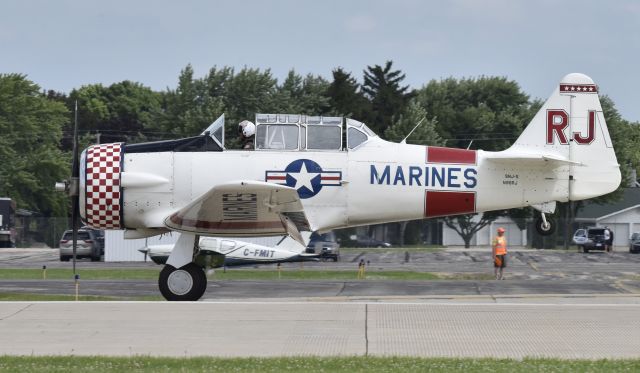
(1, 62, 638, 246)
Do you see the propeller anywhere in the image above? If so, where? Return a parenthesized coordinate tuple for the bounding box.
(55, 101, 81, 276)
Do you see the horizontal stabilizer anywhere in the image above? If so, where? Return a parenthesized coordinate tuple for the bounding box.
(484, 151, 583, 166)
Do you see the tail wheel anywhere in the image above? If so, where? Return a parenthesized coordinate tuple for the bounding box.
(535, 216, 556, 236)
(159, 263, 207, 301)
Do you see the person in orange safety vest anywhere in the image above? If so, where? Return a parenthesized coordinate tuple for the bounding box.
(492, 227, 507, 280)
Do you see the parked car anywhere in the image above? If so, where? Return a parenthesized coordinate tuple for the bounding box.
(356, 237, 392, 248)
(579, 227, 607, 253)
(629, 232, 640, 253)
(89, 228, 105, 255)
(59, 229, 102, 261)
(305, 231, 340, 261)
(572, 228, 590, 246)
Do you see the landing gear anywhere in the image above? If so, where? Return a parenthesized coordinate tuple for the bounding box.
(158, 233, 207, 301)
(159, 262, 207, 301)
(535, 213, 556, 236)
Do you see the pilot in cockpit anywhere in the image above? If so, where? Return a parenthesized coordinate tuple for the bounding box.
(238, 120, 256, 150)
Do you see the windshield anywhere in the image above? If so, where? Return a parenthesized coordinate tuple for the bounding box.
(62, 231, 91, 240)
(256, 124, 299, 150)
(201, 114, 225, 148)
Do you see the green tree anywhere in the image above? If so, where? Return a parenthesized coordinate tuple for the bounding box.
(385, 99, 442, 145)
(69, 80, 160, 144)
(417, 76, 530, 151)
(362, 61, 412, 136)
(0, 74, 69, 216)
(224, 67, 278, 119)
(599, 96, 640, 194)
(326, 68, 370, 119)
(273, 70, 331, 114)
(151, 65, 226, 143)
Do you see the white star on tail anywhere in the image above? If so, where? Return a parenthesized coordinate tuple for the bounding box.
(291, 161, 318, 192)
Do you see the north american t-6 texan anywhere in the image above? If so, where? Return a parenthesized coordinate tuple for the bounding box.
(57, 73, 620, 301)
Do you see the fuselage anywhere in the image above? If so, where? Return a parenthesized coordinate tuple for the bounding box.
(88, 137, 569, 234)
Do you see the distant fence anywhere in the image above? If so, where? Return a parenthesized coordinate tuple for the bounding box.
(15, 217, 68, 248)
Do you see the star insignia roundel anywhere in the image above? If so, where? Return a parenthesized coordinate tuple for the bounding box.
(265, 159, 342, 199)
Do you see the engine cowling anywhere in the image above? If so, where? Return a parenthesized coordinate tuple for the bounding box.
(80, 143, 124, 229)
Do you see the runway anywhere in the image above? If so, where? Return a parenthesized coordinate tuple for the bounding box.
(1, 248, 639, 358)
(1, 300, 639, 359)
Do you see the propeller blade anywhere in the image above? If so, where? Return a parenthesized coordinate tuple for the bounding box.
(71, 101, 80, 275)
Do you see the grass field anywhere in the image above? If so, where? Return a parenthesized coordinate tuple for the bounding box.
(0, 356, 637, 372)
(0, 268, 161, 280)
(0, 268, 492, 281)
(0, 293, 164, 301)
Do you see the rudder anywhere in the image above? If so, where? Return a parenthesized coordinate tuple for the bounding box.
(509, 73, 620, 201)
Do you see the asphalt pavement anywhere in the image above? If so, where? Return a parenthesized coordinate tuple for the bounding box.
(0, 247, 638, 300)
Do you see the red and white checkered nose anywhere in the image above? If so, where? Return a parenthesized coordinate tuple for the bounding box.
(81, 143, 123, 229)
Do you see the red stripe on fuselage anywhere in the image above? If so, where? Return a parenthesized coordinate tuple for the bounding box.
(426, 146, 476, 165)
(424, 191, 476, 218)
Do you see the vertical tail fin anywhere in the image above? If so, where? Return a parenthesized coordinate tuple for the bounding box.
(509, 73, 620, 200)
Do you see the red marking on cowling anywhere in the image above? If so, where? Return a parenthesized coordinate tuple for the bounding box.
(424, 190, 476, 218)
(426, 146, 476, 165)
(85, 143, 123, 229)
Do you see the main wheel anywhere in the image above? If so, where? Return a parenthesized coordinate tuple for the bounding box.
(535, 216, 556, 236)
(159, 263, 207, 301)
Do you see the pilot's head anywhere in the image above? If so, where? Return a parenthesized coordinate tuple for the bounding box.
(238, 120, 256, 138)
(497, 227, 505, 236)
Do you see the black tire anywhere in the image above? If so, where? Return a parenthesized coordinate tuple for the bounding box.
(535, 216, 556, 236)
(159, 263, 207, 301)
(584, 247, 589, 253)
(60, 256, 70, 262)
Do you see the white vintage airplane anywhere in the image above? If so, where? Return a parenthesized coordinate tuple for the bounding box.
(57, 73, 620, 301)
(138, 235, 317, 267)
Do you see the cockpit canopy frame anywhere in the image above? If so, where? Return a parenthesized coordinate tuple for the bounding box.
(254, 113, 376, 152)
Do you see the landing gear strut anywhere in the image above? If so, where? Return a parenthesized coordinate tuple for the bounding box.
(159, 262, 207, 301)
(157, 233, 208, 301)
(535, 213, 556, 236)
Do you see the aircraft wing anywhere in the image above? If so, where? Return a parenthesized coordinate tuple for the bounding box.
(164, 180, 310, 242)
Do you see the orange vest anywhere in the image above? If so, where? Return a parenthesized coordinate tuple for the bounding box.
(493, 236, 507, 255)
